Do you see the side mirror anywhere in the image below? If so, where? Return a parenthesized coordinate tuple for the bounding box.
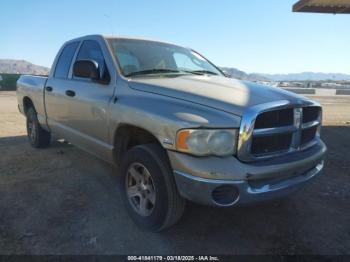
(221, 70, 232, 78)
(73, 59, 100, 80)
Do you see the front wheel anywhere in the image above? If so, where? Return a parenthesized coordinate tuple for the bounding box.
(26, 107, 51, 148)
(120, 144, 185, 231)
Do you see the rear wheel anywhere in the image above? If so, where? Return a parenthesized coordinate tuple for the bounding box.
(26, 107, 51, 148)
(120, 144, 185, 231)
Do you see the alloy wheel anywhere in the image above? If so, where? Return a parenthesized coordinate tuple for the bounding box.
(126, 162, 156, 217)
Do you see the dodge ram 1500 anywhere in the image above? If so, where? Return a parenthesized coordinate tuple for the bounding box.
(17, 35, 327, 231)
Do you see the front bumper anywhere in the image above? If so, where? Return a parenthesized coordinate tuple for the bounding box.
(168, 141, 326, 206)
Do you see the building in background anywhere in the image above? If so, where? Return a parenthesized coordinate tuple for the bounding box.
(293, 0, 350, 14)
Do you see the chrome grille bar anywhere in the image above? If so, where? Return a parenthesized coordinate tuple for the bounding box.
(302, 120, 320, 129)
(253, 126, 297, 136)
(291, 107, 303, 150)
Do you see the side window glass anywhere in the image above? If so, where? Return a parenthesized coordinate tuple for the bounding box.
(54, 42, 79, 79)
(76, 40, 110, 82)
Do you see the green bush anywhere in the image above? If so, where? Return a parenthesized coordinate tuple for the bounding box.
(0, 74, 21, 91)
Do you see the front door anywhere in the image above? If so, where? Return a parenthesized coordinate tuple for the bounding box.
(63, 40, 115, 161)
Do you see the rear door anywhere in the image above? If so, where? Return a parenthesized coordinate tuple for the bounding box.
(45, 41, 80, 135)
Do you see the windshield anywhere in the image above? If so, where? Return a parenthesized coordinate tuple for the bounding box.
(107, 38, 223, 77)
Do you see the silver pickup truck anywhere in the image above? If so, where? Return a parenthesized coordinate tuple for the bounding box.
(17, 35, 326, 231)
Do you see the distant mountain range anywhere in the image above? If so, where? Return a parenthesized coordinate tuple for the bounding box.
(259, 72, 350, 81)
(220, 67, 350, 81)
(0, 59, 50, 75)
(1, 59, 349, 81)
(220, 67, 270, 81)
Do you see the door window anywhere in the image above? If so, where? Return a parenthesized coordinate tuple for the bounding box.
(76, 40, 110, 82)
(54, 42, 79, 79)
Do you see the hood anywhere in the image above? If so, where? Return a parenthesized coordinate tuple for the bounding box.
(128, 75, 308, 116)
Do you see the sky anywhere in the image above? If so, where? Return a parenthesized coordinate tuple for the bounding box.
(1, 0, 350, 74)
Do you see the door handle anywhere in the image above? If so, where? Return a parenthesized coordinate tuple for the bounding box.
(65, 90, 76, 97)
(45, 86, 53, 92)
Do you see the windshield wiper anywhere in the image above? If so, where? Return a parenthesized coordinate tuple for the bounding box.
(188, 70, 219, 75)
(125, 69, 181, 77)
(125, 68, 219, 77)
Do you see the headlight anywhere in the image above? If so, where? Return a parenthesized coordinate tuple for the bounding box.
(176, 129, 238, 156)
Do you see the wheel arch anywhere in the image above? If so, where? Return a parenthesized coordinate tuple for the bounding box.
(113, 124, 163, 164)
(23, 96, 35, 114)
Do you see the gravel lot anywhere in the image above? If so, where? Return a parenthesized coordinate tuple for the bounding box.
(0, 91, 349, 255)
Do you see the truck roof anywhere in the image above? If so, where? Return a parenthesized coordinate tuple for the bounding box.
(65, 34, 178, 46)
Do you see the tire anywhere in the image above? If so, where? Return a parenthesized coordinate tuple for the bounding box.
(120, 144, 185, 231)
(26, 107, 51, 148)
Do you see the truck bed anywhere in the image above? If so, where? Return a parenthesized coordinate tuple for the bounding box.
(17, 75, 48, 127)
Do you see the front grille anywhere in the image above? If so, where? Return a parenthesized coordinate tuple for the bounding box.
(303, 107, 320, 123)
(251, 133, 292, 155)
(255, 108, 294, 128)
(301, 126, 317, 145)
(244, 105, 321, 160)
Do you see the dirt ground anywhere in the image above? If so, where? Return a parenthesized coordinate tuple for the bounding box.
(0, 91, 349, 255)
